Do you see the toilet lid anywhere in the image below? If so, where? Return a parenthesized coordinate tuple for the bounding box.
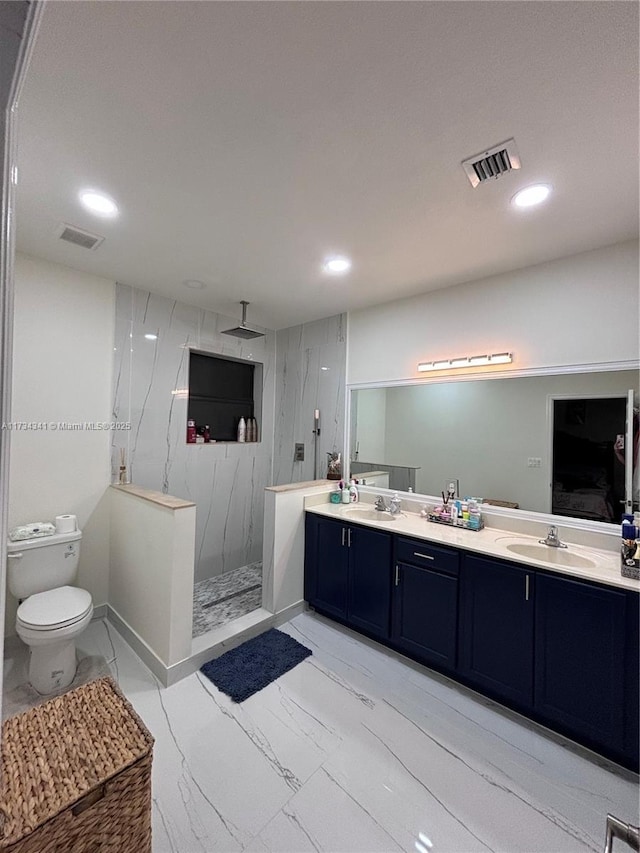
(17, 586, 92, 630)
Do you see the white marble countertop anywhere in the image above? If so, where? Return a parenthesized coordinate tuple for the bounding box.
(306, 501, 640, 592)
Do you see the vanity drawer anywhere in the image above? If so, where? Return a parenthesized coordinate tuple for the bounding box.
(395, 537, 459, 576)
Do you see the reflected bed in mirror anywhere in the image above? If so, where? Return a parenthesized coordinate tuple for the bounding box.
(349, 368, 639, 525)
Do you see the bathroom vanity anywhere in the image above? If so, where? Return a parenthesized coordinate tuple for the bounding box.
(304, 503, 639, 772)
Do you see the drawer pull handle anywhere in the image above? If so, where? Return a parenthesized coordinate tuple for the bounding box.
(347, 529, 352, 548)
(341, 527, 346, 547)
(413, 552, 434, 561)
(525, 574, 530, 601)
(395, 565, 399, 586)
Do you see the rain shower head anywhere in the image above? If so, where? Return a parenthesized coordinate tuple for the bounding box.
(221, 300, 265, 339)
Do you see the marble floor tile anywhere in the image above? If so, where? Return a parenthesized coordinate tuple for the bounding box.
(2, 626, 116, 719)
(3, 611, 638, 853)
(193, 562, 263, 637)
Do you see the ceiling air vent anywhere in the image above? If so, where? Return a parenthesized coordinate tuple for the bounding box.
(462, 138, 521, 188)
(58, 224, 104, 250)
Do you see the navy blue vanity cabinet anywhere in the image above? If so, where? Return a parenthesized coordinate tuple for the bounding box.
(348, 524, 393, 638)
(305, 515, 349, 620)
(305, 514, 392, 639)
(534, 572, 639, 770)
(391, 538, 459, 671)
(459, 555, 535, 709)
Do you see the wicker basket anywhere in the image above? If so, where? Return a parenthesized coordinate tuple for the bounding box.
(0, 677, 154, 852)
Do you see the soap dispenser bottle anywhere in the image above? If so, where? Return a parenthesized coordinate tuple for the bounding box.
(349, 479, 359, 503)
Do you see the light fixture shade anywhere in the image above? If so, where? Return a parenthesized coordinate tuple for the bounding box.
(417, 352, 513, 372)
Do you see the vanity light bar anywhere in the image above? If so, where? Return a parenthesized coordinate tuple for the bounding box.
(417, 352, 513, 372)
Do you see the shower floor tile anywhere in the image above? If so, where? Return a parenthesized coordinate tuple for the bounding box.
(193, 562, 262, 637)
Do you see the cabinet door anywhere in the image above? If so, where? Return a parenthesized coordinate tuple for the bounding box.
(312, 517, 349, 619)
(392, 562, 458, 670)
(459, 556, 535, 708)
(534, 573, 628, 756)
(348, 525, 392, 639)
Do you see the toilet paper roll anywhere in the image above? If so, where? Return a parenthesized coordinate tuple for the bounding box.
(55, 514, 77, 534)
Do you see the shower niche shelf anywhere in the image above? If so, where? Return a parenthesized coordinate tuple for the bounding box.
(187, 350, 262, 443)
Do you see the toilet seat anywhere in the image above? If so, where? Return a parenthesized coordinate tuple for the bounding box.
(17, 586, 92, 631)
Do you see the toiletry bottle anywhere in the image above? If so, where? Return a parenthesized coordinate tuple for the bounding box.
(349, 479, 359, 503)
(341, 484, 351, 504)
(390, 493, 401, 514)
(237, 417, 246, 443)
(203, 424, 210, 443)
(187, 419, 196, 444)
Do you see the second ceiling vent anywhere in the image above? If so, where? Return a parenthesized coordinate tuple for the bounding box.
(462, 138, 521, 188)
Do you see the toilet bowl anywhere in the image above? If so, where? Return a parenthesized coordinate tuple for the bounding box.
(7, 529, 94, 695)
(16, 586, 93, 694)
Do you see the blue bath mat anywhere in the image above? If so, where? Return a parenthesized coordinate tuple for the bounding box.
(200, 628, 312, 702)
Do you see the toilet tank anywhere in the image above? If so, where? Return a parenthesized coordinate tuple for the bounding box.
(6, 530, 82, 599)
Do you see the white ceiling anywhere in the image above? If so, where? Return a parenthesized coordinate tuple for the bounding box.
(15, 1, 638, 330)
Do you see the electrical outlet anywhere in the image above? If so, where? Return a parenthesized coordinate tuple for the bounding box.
(445, 478, 459, 497)
(527, 457, 542, 468)
(294, 443, 305, 462)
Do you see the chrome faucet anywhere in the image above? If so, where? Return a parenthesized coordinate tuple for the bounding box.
(374, 495, 388, 512)
(603, 814, 639, 853)
(539, 525, 567, 549)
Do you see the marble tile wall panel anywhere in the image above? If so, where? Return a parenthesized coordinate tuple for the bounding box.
(112, 284, 275, 583)
(273, 314, 346, 486)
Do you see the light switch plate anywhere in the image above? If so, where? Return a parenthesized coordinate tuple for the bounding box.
(294, 443, 305, 462)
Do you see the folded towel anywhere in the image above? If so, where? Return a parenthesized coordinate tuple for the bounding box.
(9, 522, 56, 542)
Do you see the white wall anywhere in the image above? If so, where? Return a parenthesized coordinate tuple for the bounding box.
(6, 254, 115, 634)
(109, 487, 195, 669)
(348, 240, 639, 385)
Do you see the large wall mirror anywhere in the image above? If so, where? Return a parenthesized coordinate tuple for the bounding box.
(349, 368, 639, 525)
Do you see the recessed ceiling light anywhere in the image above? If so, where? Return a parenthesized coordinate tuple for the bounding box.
(320, 366, 330, 371)
(184, 279, 206, 289)
(144, 333, 158, 341)
(79, 189, 119, 217)
(511, 184, 551, 209)
(323, 256, 352, 275)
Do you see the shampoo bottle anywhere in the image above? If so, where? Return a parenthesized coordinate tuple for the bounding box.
(237, 417, 246, 443)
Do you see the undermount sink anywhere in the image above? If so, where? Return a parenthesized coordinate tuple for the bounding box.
(505, 542, 596, 569)
(342, 506, 397, 522)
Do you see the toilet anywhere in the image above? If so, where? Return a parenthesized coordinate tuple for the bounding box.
(7, 530, 93, 695)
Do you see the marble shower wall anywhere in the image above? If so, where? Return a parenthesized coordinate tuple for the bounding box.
(112, 284, 275, 584)
(273, 314, 347, 486)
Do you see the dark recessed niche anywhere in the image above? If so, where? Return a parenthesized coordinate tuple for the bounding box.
(187, 351, 260, 442)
